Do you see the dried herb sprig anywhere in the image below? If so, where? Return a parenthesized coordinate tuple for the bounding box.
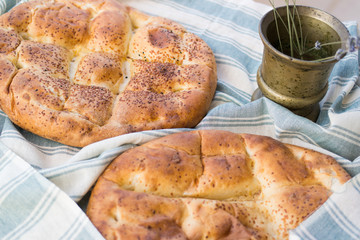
(269, 0, 307, 58)
(269, 0, 359, 62)
(312, 36, 360, 61)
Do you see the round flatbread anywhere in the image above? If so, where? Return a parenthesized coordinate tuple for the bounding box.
(87, 130, 350, 240)
(0, 0, 217, 147)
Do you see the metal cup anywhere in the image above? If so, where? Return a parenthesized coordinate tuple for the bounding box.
(253, 6, 349, 121)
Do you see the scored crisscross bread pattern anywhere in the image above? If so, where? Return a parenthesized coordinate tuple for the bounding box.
(87, 130, 351, 240)
(0, 0, 217, 147)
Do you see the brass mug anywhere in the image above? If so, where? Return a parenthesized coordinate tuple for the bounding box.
(254, 6, 349, 121)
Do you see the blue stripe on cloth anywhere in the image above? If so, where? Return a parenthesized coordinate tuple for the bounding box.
(0, 151, 12, 172)
(0, 0, 23, 14)
(40, 154, 115, 180)
(353, 176, 360, 193)
(1, 118, 80, 155)
(338, 158, 360, 177)
(215, 55, 258, 82)
(207, 0, 265, 19)
(184, 25, 263, 68)
(58, 212, 87, 240)
(0, 168, 35, 204)
(1, 131, 79, 156)
(0, 143, 103, 239)
(291, 174, 360, 240)
(39, 143, 136, 178)
(0, 110, 5, 133)
(197, 113, 274, 128)
(3, 185, 60, 240)
(0, 174, 41, 234)
(161, 0, 263, 30)
(325, 200, 360, 239)
(292, 211, 357, 240)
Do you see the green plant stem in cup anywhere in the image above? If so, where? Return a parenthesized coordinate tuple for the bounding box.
(268, 0, 358, 62)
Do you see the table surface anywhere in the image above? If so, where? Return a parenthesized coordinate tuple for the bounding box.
(255, 0, 360, 28)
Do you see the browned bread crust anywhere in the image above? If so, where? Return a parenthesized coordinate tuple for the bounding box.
(0, 0, 217, 147)
(87, 130, 351, 240)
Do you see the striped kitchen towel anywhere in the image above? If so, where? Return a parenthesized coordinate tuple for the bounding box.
(0, 0, 359, 239)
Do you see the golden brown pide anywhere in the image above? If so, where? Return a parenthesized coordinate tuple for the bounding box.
(0, 0, 217, 147)
(87, 130, 350, 240)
